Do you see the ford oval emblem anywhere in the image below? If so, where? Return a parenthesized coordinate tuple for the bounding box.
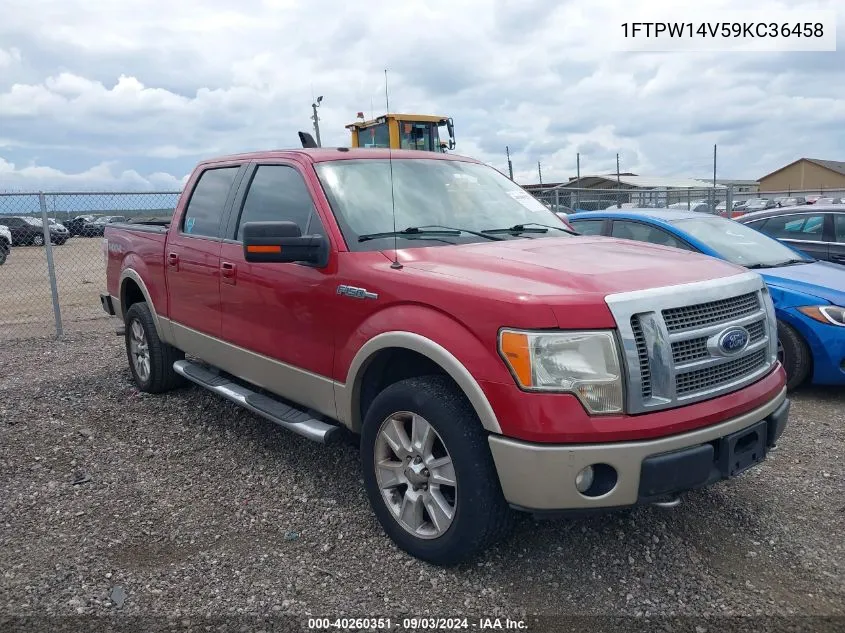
(718, 327, 749, 355)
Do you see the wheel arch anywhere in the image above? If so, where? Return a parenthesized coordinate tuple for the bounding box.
(336, 331, 502, 435)
(119, 269, 167, 340)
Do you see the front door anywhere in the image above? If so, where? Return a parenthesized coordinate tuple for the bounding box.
(165, 164, 242, 344)
(218, 162, 337, 413)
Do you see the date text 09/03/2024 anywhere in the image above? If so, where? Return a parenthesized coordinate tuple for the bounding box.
(307, 617, 528, 630)
(621, 22, 824, 38)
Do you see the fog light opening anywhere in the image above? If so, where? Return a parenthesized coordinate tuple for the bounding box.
(576, 463, 618, 498)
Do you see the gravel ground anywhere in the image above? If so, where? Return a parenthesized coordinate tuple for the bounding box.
(1, 332, 843, 632)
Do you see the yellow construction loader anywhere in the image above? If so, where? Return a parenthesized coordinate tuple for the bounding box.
(345, 113, 455, 152)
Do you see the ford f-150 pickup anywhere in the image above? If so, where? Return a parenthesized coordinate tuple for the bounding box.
(101, 148, 790, 565)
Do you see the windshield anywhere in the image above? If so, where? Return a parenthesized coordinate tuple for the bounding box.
(672, 217, 812, 268)
(314, 158, 572, 250)
(22, 217, 43, 226)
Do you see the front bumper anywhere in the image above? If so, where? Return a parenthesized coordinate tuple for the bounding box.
(489, 387, 789, 512)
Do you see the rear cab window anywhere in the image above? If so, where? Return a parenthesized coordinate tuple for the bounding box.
(181, 167, 241, 238)
(835, 214, 845, 242)
(570, 219, 605, 235)
(759, 214, 826, 241)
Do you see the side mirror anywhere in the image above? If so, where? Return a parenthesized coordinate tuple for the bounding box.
(446, 118, 455, 150)
(242, 221, 329, 267)
(298, 131, 318, 148)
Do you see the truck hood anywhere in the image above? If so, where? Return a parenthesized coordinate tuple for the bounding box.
(759, 260, 845, 306)
(394, 236, 747, 297)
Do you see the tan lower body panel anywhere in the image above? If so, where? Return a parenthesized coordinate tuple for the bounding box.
(167, 321, 340, 422)
(488, 387, 786, 510)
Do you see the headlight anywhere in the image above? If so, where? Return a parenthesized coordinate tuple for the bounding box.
(797, 305, 845, 327)
(498, 329, 623, 414)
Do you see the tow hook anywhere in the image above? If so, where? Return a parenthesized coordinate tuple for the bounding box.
(651, 495, 682, 508)
(115, 325, 125, 336)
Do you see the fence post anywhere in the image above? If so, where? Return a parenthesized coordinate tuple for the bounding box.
(39, 192, 63, 338)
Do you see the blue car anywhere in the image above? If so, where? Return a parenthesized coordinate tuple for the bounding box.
(568, 209, 845, 390)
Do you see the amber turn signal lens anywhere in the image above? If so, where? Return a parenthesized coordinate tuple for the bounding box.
(246, 245, 282, 253)
(499, 330, 532, 387)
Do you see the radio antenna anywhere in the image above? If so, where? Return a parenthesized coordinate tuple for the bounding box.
(385, 68, 402, 270)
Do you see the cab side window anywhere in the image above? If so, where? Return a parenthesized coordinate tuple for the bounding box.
(570, 219, 605, 235)
(182, 167, 240, 238)
(611, 220, 691, 250)
(234, 165, 324, 241)
(758, 214, 826, 241)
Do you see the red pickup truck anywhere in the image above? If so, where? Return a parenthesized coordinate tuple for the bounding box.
(102, 148, 790, 565)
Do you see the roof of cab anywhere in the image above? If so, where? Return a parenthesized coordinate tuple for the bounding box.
(198, 147, 479, 166)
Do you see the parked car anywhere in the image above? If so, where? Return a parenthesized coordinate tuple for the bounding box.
(101, 148, 790, 565)
(0, 225, 11, 265)
(80, 215, 128, 236)
(812, 197, 843, 205)
(715, 200, 745, 216)
(776, 196, 806, 207)
(668, 201, 711, 213)
(805, 195, 824, 205)
(736, 205, 845, 266)
(65, 215, 98, 236)
(733, 198, 776, 217)
(568, 209, 845, 390)
(0, 216, 69, 245)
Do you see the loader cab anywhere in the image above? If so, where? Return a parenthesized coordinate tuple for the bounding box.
(346, 113, 455, 153)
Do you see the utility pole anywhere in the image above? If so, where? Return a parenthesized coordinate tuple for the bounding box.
(538, 161, 542, 186)
(506, 146, 514, 181)
(311, 96, 323, 147)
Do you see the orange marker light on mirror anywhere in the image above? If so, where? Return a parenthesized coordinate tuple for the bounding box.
(246, 245, 282, 254)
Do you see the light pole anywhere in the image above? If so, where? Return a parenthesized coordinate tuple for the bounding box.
(311, 96, 323, 147)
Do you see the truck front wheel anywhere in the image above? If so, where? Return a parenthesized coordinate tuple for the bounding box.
(124, 302, 186, 393)
(360, 375, 513, 565)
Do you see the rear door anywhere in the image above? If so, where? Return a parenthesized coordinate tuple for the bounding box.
(831, 212, 845, 266)
(165, 163, 245, 344)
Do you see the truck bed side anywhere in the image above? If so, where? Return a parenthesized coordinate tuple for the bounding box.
(105, 222, 170, 320)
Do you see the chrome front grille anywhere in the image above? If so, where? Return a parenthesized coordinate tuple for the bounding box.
(605, 272, 778, 414)
(662, 292, 760, 332)
(670, 318, 767, 365)
(676, 349, 768, 395)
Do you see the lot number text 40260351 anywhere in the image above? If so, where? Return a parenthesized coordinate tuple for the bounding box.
(307, 617, 528, 630)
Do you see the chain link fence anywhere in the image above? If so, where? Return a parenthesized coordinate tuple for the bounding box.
(0, 192, 181, 341)
(3, 184, 844, 341)
(529, 185, 845, 217)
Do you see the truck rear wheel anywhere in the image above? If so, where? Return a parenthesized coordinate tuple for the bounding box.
(360, 375, 513, 565)
(0, 242, 8, 265)
(124, 302, 186, 393)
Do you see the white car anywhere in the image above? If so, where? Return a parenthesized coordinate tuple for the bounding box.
(0, 224, 11, 265)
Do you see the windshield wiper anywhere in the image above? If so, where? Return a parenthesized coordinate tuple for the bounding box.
(481, 222, 578, 236)
(358, 225, 504, 243)
(746, 258, 812, 269)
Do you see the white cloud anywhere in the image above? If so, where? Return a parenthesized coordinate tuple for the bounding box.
(0, 157, 186, 191)
(0, 0, 843, 191)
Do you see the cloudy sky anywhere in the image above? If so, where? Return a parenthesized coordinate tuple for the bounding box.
(0, 0, 843, 191)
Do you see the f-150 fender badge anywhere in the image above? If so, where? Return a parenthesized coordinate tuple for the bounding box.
(337, 284, 378, 300)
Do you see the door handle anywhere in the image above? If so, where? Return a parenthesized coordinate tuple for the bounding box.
(221, 261, 236, 284)
(167, 252, 179, 270)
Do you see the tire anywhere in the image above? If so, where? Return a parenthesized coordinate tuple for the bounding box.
(0, 243, 8, 265)
(360, 375, 513, 566)
(31, 234, 45, 246)
(124, 302, 186, 393)
(777, 320, 812, 390)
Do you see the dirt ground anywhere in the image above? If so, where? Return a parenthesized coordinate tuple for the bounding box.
(0, 238, 110, 340)
(0, 332, 843, 633)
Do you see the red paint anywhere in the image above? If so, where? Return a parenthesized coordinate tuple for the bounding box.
(106, 149, 786, 444)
